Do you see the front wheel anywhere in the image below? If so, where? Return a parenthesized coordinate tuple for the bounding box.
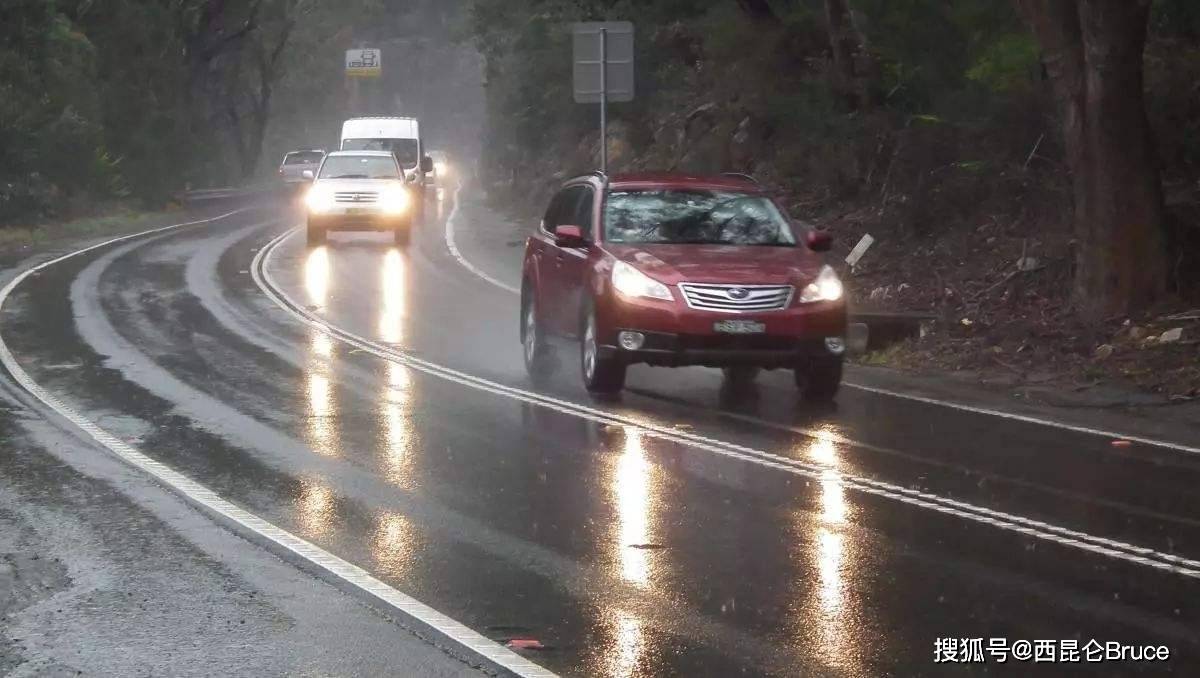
(521, 290, 555, 383)
(393, 226, 410, 248)
(306, 220, 326, 246)
(794, 358, 843, 401)
(580, 307, 625, 394)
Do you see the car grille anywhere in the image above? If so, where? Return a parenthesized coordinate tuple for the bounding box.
(334, 191, 378, 203)
(677, 283, 793, 313)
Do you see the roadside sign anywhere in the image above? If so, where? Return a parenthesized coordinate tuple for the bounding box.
(573, 21, 633, 174)
(572, 22, 634, 103)
(346, 48, 382, 78)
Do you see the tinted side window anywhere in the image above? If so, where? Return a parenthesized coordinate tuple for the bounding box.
(573, 187, 595, 239)
(542, 186, 583, 233)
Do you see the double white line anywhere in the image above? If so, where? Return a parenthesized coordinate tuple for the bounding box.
(256, 228, 1200, 582)
(0, 212, 559, 678)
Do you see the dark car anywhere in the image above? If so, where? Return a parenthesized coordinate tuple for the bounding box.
(519, 172, 847, 398)
(278, 149, 326, 184)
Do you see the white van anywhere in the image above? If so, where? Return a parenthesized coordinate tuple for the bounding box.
(340, 118, 433, 197)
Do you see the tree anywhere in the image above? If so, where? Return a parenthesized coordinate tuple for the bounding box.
(824, 0, 878, 110)
(1014, 0, 1167, 319)
(221, 0, 302, 178)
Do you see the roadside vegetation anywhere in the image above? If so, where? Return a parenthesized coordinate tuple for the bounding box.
(468, 0, 1200, 398)
(0, 0, 470, 227)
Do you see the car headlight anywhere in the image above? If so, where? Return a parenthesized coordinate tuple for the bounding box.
(379, 185, 410, 215)
(305, 186, 334, 213)
(799, 265, 844, 303)
(435, 161, 447, 175)
(612, 261, 673, 301)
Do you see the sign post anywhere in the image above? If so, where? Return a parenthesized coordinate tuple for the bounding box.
(573, 22, 633, 174)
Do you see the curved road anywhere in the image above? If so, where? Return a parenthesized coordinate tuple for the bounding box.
(2, 186, 1198, 676)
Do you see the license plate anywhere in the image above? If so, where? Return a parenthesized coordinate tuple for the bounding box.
(714, 319, 766, 334)
(345, 207, 369, 214)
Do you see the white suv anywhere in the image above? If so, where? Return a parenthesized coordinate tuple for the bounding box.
(303, 151, 417, 247)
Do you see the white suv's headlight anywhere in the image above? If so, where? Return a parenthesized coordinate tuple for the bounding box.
(799, 265, 844, 303)
(305, 185, 334, 213)
(612, 261, 673, 301)
(379, 185, 410, 214)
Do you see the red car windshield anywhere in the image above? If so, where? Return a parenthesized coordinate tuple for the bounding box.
(603, 189, 796, 246)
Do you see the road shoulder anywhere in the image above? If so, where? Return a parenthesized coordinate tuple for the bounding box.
(0, 211, 482, 677)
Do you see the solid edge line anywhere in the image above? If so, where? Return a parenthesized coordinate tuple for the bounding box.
(0, 212, 558, 678)
(439, 190, 1198, 457)
(258, 229, 1200, 581)
(443, 180, 521, 294)
(842, 381, 1200, 456)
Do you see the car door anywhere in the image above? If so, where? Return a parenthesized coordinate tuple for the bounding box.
(528, 187, 575, 329)
(555, 184, 595, 337)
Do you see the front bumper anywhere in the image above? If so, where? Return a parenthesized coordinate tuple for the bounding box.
(308, 208, 411, 231)
(596, 293, 847, 368)
(599, 332, 844, 367)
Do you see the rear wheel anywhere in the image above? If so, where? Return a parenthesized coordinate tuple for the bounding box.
(721, 366, 761, 386)
(521, 290, 555, 383)
(580, 306, 625, 394)
(306, 220, 326, 246)
(794, 358, 843, 401)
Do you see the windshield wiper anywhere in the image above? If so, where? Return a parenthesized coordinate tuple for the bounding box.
(329, 173, 368, 179)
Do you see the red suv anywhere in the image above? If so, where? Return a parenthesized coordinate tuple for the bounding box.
(520, 172, 847, 399)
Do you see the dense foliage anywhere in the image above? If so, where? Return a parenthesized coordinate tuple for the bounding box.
(468, 0, 1200, 311)
(0, 0, 475, 223)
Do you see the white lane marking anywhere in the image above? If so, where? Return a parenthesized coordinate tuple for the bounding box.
(0, 213, 558, 678)
(259, 229, 1200, 581)
(844, 382, 1200, 456)
(439, 191, 1199, 457)
(443, 181, 521, 294)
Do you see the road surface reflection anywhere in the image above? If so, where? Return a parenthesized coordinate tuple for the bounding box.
(793, 427, 863, 673)
(379, 248, 407, 344)
(378, 249, 418, 489)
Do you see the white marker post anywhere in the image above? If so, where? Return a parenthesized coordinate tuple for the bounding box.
(599, 27, 607, 173)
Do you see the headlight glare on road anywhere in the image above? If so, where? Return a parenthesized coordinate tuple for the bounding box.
(305, 185, 334, 213)
(800, 265, 844, 303)
(379, 185, 410, 215)
(612, 261, 673, 301)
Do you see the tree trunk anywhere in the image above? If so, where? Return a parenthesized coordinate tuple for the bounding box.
(824, 0, 875, 110)
(1015, 0, 1166, 319)
(735, 0, 779, 24)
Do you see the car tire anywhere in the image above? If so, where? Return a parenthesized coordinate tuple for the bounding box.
(393, 226, 410, 248)
(306, 220, 326, 247)
(521, 287, 555, 383)
(721, 366, 761, 386)
(794, 358, 842, 401)
(580, 303, 625, 395)
(413, 191, 427, 226)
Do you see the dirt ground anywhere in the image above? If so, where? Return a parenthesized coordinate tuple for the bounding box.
(819, 203, 1200, 401)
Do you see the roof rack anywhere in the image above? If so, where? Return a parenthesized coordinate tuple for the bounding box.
(721, 172, 760, 184)
(566, 169, 608, 186)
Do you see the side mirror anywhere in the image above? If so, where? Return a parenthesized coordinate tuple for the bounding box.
(554, 224, 586, 248)
(420, 155, 434, 173)
(806, 230, 833, 252)
(301, 170, 315, 181)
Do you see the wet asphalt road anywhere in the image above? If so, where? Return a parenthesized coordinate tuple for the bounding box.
(3, 187, 1199, 677)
